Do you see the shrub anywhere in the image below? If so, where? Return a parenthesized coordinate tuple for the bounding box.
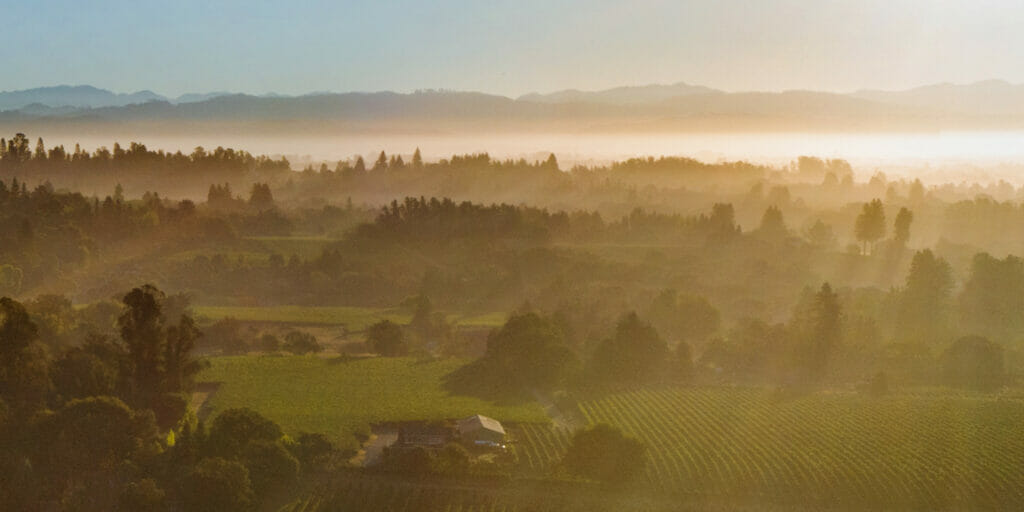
(562, 423, 646, 484)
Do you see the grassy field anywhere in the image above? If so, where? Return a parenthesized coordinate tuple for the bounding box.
(193, 305, 409, 330)
(194, 305, 507, 330)
(513, 387, 1024, 508)
(198, 356, 548, 444)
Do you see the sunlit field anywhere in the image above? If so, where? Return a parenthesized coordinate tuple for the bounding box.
(9, 2, 1024, 510)
(193, 306, 507, 330)
(199, 356, 548, 443)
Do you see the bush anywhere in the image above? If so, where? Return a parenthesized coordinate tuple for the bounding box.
(152, 392, 190, 430)
(205, 317, 249, 355)
(589, 312, 668, 384)
(257, 333, 280, 352)
(242, 441, 299, 496)
(367, 320, 407, 357)
(434, 442, 471, 475)
(120, 478, 165, 512)
(182, 457, 254, 512)
(284, 330, 322, 355)
(289, 432, 336, 470)
(562, 423, 645, 484)
(942, 336, 1005, 391)
(206, 408, 284, 457)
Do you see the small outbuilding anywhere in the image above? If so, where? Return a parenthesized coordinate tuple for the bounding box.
(457, 414, 506, 445)
(397, 422, 453, 447)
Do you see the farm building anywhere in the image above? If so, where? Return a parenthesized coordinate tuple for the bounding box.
(457, 414, 506, 445)
(397, 422, 453, 447)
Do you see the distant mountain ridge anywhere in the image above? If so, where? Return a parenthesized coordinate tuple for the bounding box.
(0, 85, 164, 110)
(850, 80, 1024, 116)
(3, 80, 1024, 131)
(517, 82, 721, 104)
(0, 85, 233, 111)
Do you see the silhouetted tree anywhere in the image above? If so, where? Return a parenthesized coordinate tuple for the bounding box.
(795, 283, 841, 383)
(118, 285, 166, 402)
(163, 315, 205, 394)
(756, 205, 788, 239)
(182, 457, 254, 512)
(941, 336, 1004, 391)
(52, 346, 119, 401)
(367, 320, 407, 357)
(854, 199, 886, 254)
(959, 253, 1024, 341)
(482, 312, 576, 390)
(707, 203, 740, 242)
(4, 133, 30, 164)
(804, 219, 836, 249)
(373, 151, 388, 172)
(248, 183, 274, 212)
(283, 330, 321, 355)
(412, 147, 423, 169)
(645, 289, 720, 343)
(893, 207, 913, 245)
(33, 138, 46, 161)
(590, 312, 669, 383)
(544, 153, 559, 171)
(562, 424, 645, 485)
(120, 478, 165, 512)
(896, 250, 953, 344)
(241, 441, 299, 497)
(206, 408, 284, 458)
(0, 297, 49, 414)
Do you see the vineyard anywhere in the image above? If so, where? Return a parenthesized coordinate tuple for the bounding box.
(516, 387, 1024, 508)
(280, 475, 699, 512)
(284, 387, 1024, 510)
(283, 479, 565, 512)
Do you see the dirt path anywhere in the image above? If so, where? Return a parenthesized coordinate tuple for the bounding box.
(191, 382, 221, 419)
(354, 425, 398, 467)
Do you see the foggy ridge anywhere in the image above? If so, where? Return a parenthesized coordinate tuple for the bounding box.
(4, 80, 1024, 131)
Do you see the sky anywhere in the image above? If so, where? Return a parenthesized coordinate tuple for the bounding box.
(4, 0, 1024, 98)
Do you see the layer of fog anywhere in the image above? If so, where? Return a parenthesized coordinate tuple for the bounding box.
(32, 130, 1024, 185)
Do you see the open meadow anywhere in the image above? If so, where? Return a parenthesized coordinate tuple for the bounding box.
(193, 305, 410, 330)
(198, 356, 549, 444)
(193, 305, 507, 331)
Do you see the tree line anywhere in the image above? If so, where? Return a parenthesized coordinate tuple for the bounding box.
(0, 285, 345, 510)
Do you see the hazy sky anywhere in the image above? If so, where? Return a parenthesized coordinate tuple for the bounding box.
(5, 0, 1024, 97)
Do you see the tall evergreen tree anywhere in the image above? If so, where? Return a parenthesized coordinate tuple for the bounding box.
(795, 283, 841, 383)
(119, 285, 166, 401)
(959, 253, 1024, 341)
(893, 207, 913, 245)
(412, 147, 423, 169)
(757, 205, 788, 239)
(373, 151, 388, 172)
(33, 137, 46, 161)
(544, 153, 559, 171)
(897, 250, 953, 343)
(854, 199, 886, 254)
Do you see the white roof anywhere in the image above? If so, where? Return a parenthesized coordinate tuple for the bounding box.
(457, 414, 505, 435)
